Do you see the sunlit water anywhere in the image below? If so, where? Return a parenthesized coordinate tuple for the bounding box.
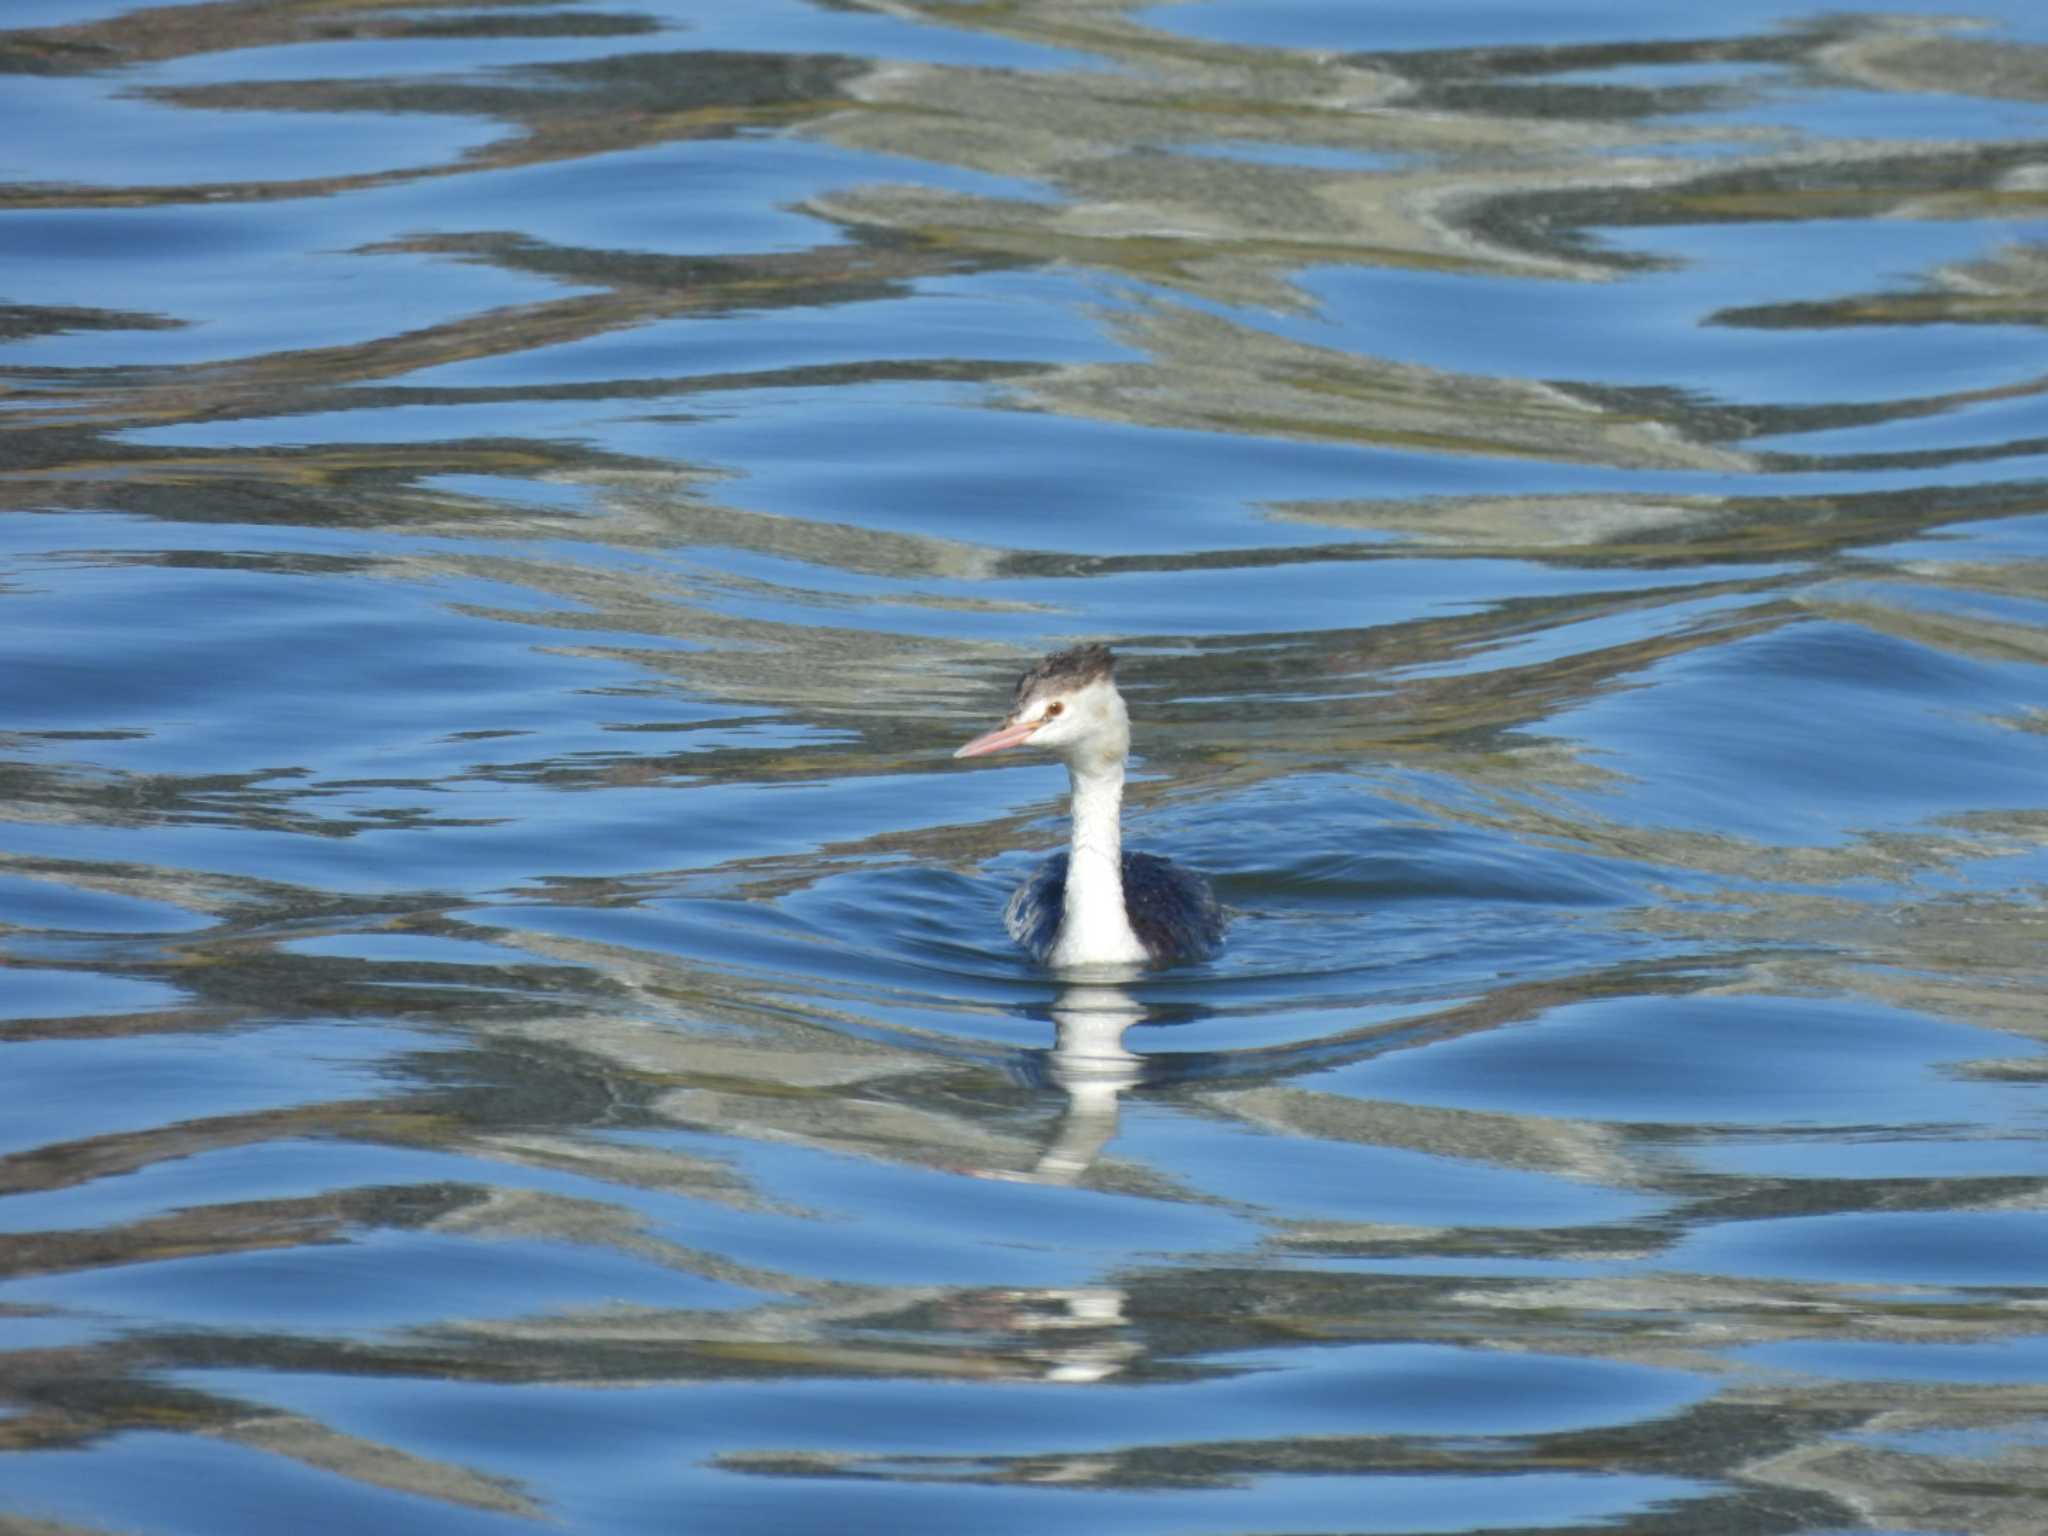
(4, 1, 2048, 1533)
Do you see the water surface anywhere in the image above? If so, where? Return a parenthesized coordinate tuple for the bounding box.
(4, 1, 2048, 1533)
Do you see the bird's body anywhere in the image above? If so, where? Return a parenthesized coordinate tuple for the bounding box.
(954, 644, 1225, 969)
(1005, 850, 1224, 969)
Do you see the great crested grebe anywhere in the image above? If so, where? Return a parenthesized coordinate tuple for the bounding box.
(954, 644, 1224, 969)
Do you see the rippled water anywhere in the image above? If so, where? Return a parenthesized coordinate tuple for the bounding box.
(5, 1, 2048, 1532)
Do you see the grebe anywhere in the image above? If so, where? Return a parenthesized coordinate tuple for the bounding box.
(954, 644, 1224, 968)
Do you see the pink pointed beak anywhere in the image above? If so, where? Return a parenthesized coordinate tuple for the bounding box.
(954, 718, 1040, 758)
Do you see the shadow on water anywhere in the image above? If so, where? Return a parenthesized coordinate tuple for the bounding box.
(3, 0, 2048, 1532)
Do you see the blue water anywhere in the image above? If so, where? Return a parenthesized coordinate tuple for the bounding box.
(4, 2, 2048, 1533)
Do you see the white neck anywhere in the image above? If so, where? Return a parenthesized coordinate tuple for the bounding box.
(1048, 750, 1148, 968)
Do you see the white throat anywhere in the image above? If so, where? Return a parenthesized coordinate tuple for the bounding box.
(1047, 746, 1148, 968)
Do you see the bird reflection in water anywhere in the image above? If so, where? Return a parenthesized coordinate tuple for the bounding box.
(977, 981, 1219, 1187)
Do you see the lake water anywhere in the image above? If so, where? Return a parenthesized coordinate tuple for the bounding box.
(4, 1, 2048, 1533)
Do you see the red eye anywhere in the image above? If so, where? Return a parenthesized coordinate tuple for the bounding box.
(1045, 701, 1063, 717)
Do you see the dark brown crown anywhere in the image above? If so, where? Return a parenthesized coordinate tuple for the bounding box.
(1010, 643, 1115, 712)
